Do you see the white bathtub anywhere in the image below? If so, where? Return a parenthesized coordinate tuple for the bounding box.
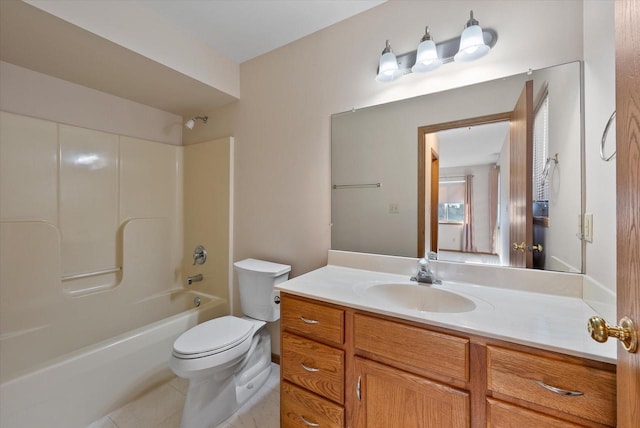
(0, 290, 228, 428)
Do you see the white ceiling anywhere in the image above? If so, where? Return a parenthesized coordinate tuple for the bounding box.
(437, 121, 510, 169)
(139, 0, 387, 63)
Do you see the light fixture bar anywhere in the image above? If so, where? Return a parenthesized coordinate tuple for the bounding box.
(378, 29, 497, 78)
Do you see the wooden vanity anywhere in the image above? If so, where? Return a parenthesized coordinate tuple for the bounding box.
(280, 293, 616, 428)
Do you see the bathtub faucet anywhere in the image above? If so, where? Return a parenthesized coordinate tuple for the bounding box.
(186, 274, 203, 285)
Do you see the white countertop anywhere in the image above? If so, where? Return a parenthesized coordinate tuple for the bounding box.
(276, 265, 617, 364)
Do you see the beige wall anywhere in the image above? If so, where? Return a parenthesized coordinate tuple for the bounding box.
(183, 1, 585, 318)
(183, 138, 234, 304)
(583, 0, 616, 291)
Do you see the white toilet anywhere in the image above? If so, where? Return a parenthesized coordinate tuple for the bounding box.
(170, 258, 291, 428)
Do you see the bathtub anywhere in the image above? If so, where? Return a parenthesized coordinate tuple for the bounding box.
(0, 290, 228, 428)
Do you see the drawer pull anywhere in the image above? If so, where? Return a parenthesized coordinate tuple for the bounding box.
(535, 380, 584, 396)
(301, 363, 320, 372)
(300, 316, 319, 324)
(300, 415, 320, 427)
(356, 375, 361, 401)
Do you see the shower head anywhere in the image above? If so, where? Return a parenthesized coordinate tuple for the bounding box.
(184, 116, 208, 130)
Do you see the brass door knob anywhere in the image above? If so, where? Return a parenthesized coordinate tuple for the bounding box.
(588, 316, 638, 353)
(512, 242, 526, 252)
(528, 244, 543, 252)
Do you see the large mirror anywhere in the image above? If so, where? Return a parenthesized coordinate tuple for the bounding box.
(331, 61, 583, 273)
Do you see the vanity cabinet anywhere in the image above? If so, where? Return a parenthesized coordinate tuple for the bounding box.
(279, 293, 616, 428)
(280, 294, 346, 428)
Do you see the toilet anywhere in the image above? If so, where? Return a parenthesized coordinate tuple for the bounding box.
(170, 258, 291, 428)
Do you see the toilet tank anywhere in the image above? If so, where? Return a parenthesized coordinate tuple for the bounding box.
(233, 258, 291, 322)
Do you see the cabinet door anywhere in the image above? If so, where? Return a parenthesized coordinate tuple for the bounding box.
(352, 357, 469, 428)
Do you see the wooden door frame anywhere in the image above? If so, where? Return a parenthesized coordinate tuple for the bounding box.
(615, 0, 639, 425)
(509, 80, 535, 268)
(430, 150, 439, 254)
(417, 112, 512, 258)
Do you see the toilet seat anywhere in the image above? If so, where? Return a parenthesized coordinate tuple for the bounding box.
(173, 316, 254, 360)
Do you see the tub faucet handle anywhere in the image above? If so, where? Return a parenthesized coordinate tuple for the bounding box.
(192, 245, 207, 265)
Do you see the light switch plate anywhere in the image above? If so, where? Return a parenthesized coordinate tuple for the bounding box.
(584, 213, 593, 243)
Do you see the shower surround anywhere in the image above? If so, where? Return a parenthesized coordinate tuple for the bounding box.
(0, 111, 233, 427)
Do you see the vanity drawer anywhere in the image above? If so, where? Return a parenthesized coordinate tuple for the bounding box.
(487, 346, 616, 426)
(282, 331, 344, 404)
(281, 294, 344, 346)
(281, 381, 344, 428)
(353, 314, 469, 382)
(487, 398, 585, 428)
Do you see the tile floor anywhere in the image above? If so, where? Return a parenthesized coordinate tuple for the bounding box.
(87, 363, 280, 428)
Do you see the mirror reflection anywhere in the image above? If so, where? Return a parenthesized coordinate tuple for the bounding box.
(331, 61, 582, 273)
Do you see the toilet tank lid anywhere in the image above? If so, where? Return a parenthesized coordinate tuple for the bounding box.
(233, 258, 291, 277)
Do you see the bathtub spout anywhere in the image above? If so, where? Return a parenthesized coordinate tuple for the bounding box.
(186, 274, 203, 285)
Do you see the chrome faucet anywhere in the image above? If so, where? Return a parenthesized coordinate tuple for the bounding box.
(411, 258, 441, 285)
(186, 274, 203, 285)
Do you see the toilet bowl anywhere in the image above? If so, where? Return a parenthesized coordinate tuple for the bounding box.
(170, 258, 290, 428)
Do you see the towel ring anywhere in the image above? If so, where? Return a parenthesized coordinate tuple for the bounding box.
(542, 153, 559, 182)
(600, 111, 616, 162)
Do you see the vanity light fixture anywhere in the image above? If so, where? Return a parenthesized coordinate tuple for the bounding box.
(375, 10, 497, 81)
(376, 40, 402, 82)
(454, 10, 491, 62)
(411, 26, 442, 73)
(184, 115, 208, 130)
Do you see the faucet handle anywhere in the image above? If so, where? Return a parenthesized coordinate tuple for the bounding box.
(192, 245, 207, 265)
(418, 258, 429, 270)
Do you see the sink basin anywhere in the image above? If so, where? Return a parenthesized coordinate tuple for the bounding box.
(365, 283, 476, 313)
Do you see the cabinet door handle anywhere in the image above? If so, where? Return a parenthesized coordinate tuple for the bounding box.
(535, 380, 584, 396)
(300, 316, 319, 324)
(300, 415, 320, 427)
(356, 375, 361, 401)
(301, 363, 320, 372)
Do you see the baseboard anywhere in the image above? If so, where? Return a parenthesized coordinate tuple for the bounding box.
(271, 353, 280, 365)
